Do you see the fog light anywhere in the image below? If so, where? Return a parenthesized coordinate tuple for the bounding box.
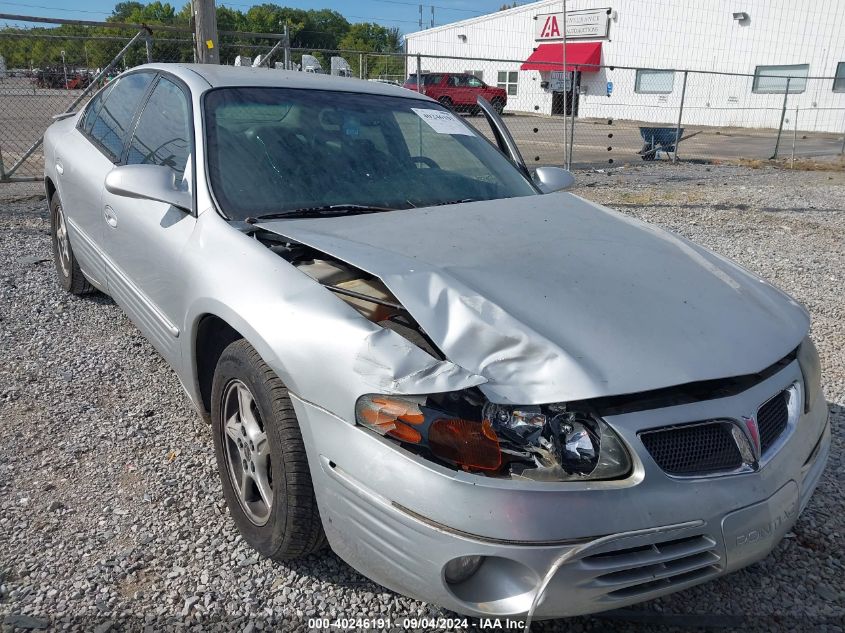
(444, 555, 485, 584)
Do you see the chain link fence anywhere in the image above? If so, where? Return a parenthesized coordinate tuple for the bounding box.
(406, 54, 845, 170)
(0, 16, 290, 181)
(1, 15, 844, 183)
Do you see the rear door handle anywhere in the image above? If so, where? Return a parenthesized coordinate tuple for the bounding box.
(103, 205, 118, 228)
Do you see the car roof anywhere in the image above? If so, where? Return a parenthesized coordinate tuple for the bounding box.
(132, 63, 431, 101)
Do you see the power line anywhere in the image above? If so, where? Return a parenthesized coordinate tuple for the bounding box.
(0, 1, 111, 14)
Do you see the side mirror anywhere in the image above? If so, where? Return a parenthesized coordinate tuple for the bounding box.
(105, 164, 192, 211)
(534, 166, 575, 193)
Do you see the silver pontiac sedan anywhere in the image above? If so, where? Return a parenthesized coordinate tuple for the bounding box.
(44, 64, 829, 620)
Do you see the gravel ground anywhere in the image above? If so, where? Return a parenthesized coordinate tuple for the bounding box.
(0, 163, 843, 633)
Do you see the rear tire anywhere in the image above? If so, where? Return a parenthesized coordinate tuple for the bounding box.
(50, 192, 93, 295)
(211, 339, 326, 560)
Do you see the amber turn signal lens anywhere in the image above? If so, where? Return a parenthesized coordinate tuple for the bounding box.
(428, 418, 502, 472)
(357, 395, 424, 444)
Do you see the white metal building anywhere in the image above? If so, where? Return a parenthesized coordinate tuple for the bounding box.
(405, 0, 845, 132)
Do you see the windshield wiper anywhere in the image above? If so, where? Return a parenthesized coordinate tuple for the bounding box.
(245, 204, 396, 223)
(432, 198, 476, 206)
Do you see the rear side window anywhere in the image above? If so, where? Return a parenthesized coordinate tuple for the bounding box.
(80, 82, 116, 135)
(88, 72, 154, 161)
(127, 77, 191, 176)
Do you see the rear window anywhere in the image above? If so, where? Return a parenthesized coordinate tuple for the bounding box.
(406, 74, 442, 85)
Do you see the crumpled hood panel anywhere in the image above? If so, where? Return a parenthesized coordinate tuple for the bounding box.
(258, 193, 808, 403)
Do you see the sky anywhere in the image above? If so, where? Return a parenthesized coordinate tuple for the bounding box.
(0, 0, 517, 32)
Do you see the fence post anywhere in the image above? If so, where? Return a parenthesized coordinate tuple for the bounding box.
(771, 76, 791, 159)
(359, 53, 363, 79)
(568, 78, 576, 169)
(672, 70, 688, 163)
(791, 106, 798, 168)
(416, 53, 422, 93)
(840, 120, 845, 155)
(144, 29, 153, 63)
(283, 25, 291, 70)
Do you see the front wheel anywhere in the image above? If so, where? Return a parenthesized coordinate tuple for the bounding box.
(491, 98, 505, 115)
(211, 339, 326, 560)
(438, 96, 454, 110)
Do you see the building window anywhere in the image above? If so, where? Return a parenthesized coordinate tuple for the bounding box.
(497, 71, 518, 96)
(834, 62, 845, 93)
(752, 64, 809, 94)
(635, 69, 675, 94)
(464, 70, 484, 80)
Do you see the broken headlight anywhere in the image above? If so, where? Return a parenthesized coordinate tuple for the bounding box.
(355, 394, 631, 482)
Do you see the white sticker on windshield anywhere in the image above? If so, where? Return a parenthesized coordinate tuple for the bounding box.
(411, 108, 474, 135)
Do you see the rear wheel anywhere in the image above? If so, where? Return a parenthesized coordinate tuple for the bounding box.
(211, 339, 326, 560)
(50, 192, 93, 295)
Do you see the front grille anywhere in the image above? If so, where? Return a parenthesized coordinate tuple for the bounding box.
(580, 534, 722, 600)
(758, 390, 789, 454)
(640, 421, 743, 476)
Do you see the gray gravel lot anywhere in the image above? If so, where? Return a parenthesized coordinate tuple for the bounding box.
(0, 164, 843, 633)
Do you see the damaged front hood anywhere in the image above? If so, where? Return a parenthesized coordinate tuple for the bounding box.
(258, 193, 809, 403)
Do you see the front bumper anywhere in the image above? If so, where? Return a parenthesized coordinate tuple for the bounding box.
(291, 361, 830, 619)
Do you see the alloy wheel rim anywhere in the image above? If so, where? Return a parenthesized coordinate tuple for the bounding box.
(221, 379, 273, 526)
(55, 204, 71, 277)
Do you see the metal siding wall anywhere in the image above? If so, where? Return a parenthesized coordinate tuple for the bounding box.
(406, 0, 845, 132)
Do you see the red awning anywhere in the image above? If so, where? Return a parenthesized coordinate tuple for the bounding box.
(521, 42, 602, 72)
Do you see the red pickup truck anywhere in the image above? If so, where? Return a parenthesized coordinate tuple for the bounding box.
(404, 73, 508, 115)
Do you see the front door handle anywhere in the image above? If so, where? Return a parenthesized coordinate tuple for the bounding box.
(55, 161, 64, 175)
(103, 205, 118, 228)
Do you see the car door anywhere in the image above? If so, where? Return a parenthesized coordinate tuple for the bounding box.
(100, 74, 195, 369)
(60, 73, 154, 287)
(464, 75, 487, 107)
(446, 75, 470, 107)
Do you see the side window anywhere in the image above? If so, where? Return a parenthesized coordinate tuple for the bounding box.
(79, 82, 115, 135)
(127, 77, 191, 176)
(88, 73, 154, 161)
(832, 62, 845, 93)
(467, 77, 483, 88)
(751, 64, 809, 94)
(635, 69, 675, 94)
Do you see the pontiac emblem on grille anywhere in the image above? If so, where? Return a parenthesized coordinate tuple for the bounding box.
(742, 416, 762, 461)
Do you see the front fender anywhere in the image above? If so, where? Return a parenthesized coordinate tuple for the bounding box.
(180, 212, 484, 423)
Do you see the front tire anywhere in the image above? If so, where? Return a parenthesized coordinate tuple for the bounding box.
(491, 98, 505, 115)
(50, 192, 93, 295)
(211, 339, 326, 560)
(438, 96, 454, 110)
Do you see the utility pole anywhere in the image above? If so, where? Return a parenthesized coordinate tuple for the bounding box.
(419, 4, 423, 30)
(193, 0, 219, 64)
(430, 6, 435, 28)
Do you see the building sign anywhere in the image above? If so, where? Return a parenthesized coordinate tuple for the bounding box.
(535, 8, 610, 41)
(550, 71, 572, 91)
